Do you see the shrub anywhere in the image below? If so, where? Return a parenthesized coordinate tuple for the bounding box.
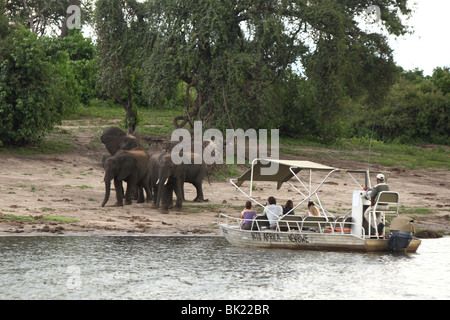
(0, 29, 80, 145)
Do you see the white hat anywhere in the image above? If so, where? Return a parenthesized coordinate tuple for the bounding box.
(376, 173, 385, 181)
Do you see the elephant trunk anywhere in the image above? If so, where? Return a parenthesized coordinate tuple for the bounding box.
(101, 178, 112, 207)
(155, 169, 168, 207)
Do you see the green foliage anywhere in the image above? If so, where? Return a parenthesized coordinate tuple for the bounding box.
(4, 0, 94, 37)
(49, 31, 99, 104)
(0, 26, 80, 145)
(431, 67, 450, 96)
(143, 0, 304, 130)
(2, 0, 446, 148)
(351, 69, 449, 144)
(140, 0, 410, 140)
(95, 0, 147, 132)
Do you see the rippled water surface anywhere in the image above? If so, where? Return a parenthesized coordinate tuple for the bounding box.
(0, 236, 449, 299)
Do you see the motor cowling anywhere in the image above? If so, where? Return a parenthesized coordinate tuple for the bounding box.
(388, 217, 415, 252)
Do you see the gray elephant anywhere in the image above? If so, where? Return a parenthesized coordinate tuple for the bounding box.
(148, 151, 166, 206)
(101, 126, 144, 200)
(101, 148, 151, 207)
(151, 151, 209, 212)
(101, 126, 141, 155)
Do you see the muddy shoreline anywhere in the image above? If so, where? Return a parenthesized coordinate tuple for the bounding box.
(1, 121, 449, 237)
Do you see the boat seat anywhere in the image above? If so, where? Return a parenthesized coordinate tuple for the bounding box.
(331, 217, 353, 233)
(251, 215, 270, 230)
(372, 191, 399, 215)
(368, 191, 400, 238)
(302, 216, 335, 232)
(279, 215, 304, 230)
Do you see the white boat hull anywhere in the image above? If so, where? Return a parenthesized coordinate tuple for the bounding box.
(219, 224, 421, 253)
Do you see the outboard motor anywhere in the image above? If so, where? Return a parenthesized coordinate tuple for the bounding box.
(388, 217, 415, 252)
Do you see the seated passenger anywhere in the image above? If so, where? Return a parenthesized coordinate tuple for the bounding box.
(307, 201, 320, 216)
(240, 201, 256, 230)
(283, 199, 295, 215)
(263, 196, 283, 230)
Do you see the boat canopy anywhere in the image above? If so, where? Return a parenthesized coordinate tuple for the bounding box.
(235, 159, 339, 190)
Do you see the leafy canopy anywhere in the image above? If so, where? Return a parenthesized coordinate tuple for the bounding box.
(141, 0, 411, 139)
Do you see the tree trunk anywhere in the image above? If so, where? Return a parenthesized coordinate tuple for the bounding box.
(60, 0, 80, 38)
(125, 87, 136, 134)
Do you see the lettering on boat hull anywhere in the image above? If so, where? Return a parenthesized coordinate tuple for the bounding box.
(288, 234, 309, 243)
(250, 232, 309, 244)
(251, 232, 281, 242)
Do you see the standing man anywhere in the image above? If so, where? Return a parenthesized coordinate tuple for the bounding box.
(364, 173, 389, 234)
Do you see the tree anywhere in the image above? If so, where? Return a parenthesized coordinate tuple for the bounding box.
(142, 0, 411, 139)
(143, 0, 305, 131)
(4, 0, 93, 37)
(431, 67, 450, 96)
(294, 0, 408, 139)
(351, 69, 450, 144)
(95, 0, 147, 133)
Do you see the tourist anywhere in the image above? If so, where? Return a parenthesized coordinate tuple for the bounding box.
(263, 196, 283, 230)
(283, 199, 295, 215)
(307, 201, 320, 216)
(240, 201, 256, 230)
(364, 173, 389, 234)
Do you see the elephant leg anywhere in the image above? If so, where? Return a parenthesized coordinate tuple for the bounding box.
(124, 178, 136, 205)
(143, 173, 152, 202)
(192, 181, 206, 202)
(144, 182, 152, 202)
(137, 185, 145, 203)
(114, 179, 124, 206)
(136, 178, 151, 204)
(161, 181, 175, 213)
(132, 183, 139, 200)
(174, 179, 183, 209)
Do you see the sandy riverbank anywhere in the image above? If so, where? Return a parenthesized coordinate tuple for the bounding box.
(1, 120, 449, 236)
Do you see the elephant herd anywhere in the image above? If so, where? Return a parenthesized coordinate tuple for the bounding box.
(100, 126, 209, 213)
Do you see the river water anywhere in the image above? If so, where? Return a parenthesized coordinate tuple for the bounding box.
(0, 235, 449, 300)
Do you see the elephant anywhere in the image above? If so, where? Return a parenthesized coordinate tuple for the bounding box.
(100, 126, 141, 156)
(101, 148, 151, 207)
(100, 126, 143, 200)
(148, 151, 166, 206)
(151, 151, 209, 212)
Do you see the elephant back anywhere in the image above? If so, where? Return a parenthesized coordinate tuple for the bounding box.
(101, 126, 141, 155)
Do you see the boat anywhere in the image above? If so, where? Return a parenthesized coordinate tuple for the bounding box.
(217, 159, 421, 253)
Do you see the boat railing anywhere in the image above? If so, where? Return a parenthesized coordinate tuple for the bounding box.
(218, 213, 366, 238)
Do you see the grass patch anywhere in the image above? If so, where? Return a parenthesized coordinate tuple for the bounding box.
(40, 215, 79, 223)
(0, 213, 78, 223)
(77, 185, 92, 190)
(0, 130, 74, 155)
(399, 207, 435, 215)
(210, 163, 243, 181)
(280, 136, 450, 170)
(4, 99, 447, 172)
(66, 99, 183, 137)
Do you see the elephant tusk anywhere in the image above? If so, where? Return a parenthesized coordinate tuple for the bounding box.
(156, 179, 159, 185)
(164, 178, 169, 185)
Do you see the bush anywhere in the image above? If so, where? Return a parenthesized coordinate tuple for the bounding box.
(0, 29, 80, 145)
(45, 31, 99, 104)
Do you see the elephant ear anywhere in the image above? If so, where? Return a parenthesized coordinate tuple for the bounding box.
(117, 154, 137, 181)
(101, 127, 126, 155)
